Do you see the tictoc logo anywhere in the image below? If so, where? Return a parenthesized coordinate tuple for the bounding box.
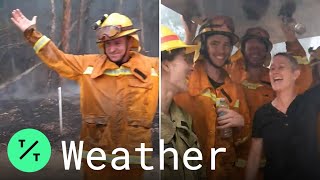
(7, 128, 51, 172)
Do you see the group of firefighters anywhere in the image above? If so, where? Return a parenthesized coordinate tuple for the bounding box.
(9, 5, 320, 180)
(161, 14, 320, 180)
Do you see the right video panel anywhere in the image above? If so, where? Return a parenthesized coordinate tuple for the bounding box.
(160, 0, 320, 179)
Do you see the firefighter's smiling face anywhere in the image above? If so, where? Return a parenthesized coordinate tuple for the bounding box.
(104, 36, 130, 63)
(244, 38, 268, 68)
(206, 34, 232, 67)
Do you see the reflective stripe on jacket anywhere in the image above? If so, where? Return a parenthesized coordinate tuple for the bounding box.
(236, 79, 275, 167)
(174, 60, 250, 179)
(24, 27, 159, 157)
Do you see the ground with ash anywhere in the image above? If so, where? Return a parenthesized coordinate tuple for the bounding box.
(0, 96, 82, 149)
(0, 95, 159, 179)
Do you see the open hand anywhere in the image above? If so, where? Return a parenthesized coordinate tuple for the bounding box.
(216, 108, 244, 129)
(11, 9, 37, 32)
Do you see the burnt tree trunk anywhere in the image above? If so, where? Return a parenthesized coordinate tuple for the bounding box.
(76, 0, 85, 53)
(139, 0, 145, 52)
(46, 0, 61, 92)
(61, 0, 71, 52)
(76, 0, 92, 53)
(50, 0, 56, 42)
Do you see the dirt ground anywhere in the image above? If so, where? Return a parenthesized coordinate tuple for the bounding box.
(0, 97, 82, 147)
(0, 95, 160, 179)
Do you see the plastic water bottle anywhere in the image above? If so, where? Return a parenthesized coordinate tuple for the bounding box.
(216, 98, 233, 138)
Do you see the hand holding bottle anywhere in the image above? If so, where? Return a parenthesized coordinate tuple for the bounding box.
(216, 98, 244, 138)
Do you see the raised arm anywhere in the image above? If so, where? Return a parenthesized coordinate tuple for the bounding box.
(10, 9, 102, 80)
(280, 18, 313, 93)
(181, 15, 198, 45)
(281, 19, 306, 57)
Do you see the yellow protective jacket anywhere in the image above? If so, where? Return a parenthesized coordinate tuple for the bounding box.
(240, 68, 275, 120)
(226, 40, 312, 94)
(235, 71, 275, 171)
(174, 60, 250, 179)
(24, 27, 159, 159)
(288, 40, 314, 94)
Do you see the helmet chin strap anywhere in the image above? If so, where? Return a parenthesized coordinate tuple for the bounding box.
(104, 37, 131, 66)
(202, 38, 228, 69)
(208, 57, 225, 69)
(204, 51, 228, 69)
(123, 37, 132, 60)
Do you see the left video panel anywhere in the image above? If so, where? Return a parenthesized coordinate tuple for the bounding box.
(0, 0, 159, 179)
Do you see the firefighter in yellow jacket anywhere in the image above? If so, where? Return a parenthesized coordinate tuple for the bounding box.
(11, 9, 158, 180)
(227, 27, 275, 180)
(175, 16, 250, 180)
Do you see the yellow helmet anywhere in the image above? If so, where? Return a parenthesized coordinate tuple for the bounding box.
(94, 13, 140, 52)
(193, 16, 239, 45)
(161, 25, 196, 54)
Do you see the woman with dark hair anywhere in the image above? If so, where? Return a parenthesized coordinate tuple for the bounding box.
(246, 52, 320, 180)
(160, 26, 202, 180)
